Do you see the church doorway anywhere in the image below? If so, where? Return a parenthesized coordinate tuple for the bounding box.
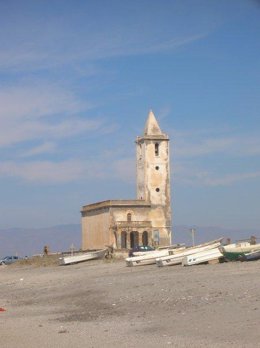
(142, 231, 148, 246)
(121, 231, 127, 249)
(130, 231, 139, 248)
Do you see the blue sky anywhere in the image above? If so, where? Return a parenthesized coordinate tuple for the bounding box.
(0, 0, 260, 231)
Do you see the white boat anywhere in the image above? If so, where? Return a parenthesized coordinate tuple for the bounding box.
(156, 239, 223, 267)
(60, 249, 107, 265)
(125, 249, 171, 267)
(131, 244, 185, 257)
(157, 243, 185, 250)
(182, 247, 223, 266)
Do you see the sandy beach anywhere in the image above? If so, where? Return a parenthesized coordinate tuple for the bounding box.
(1, 258, 260, 348)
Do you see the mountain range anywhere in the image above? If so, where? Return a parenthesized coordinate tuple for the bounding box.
(0, 224, 259, 257)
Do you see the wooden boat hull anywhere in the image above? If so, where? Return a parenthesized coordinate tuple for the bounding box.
(220, 251, 244, 261)
(219, 243, 260, 261)
(125, 250, 169, 267)
(156, 255, 183, 267)
(182, 247, 223, 266)
(238, 250, 260, 262)
(156, 241, 222, 267)
(60, 249, 107, 265)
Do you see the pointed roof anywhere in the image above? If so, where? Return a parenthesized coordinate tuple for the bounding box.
(144, 110, 162, 136)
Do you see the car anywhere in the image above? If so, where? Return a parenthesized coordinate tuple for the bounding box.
(128, 245, 155, 257)
(0, 256, 21, 265)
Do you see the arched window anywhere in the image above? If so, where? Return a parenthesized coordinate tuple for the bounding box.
(142, 231, 148, 246)
(130, 231, 139, 248)
(127, 213, 132, 222)
(155, 143, 159, 156)
(121, 231, 127, 249)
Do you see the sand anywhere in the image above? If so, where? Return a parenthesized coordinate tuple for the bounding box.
(1, 258, 260, 348)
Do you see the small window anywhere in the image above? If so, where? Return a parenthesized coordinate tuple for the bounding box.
(127, 213, 132, 222)
(155, 143, 159, 156)
(156, 188, 160, 192)
(155, 166, 159, 170)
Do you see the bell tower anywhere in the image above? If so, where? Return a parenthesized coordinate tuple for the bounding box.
(136, 110, 171, 245)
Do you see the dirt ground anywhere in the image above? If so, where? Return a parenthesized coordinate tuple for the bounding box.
(1, 258, 260, 348)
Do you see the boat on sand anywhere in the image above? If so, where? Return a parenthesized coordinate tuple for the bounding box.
(182, 247, 223, 266)
(60, 249, 107, 265)
(219, 242, 260, 261)
(238, 249, 260, 262)
(156, 239, 223, 267)
(125, 249, 171, 267)
(125, 244, 187, 267)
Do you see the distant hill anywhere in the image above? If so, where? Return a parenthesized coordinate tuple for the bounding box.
(173, 225, 260, 247)
(0, 224, 259, 257)
(0, 224, 81, 258)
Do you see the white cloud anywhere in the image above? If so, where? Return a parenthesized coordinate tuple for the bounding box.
(0, 160, 95, 184)
(0, 84, 85, 121)
(21, 142, 56, 157)
(157, 106, 172, 122)
(0, 83, 103, 148)
(113, 158, 136, 183)
(0, 34, 207, 75)
(174, 162, 260, 187)
(239, 137, 260, 156)
(0, 154, 132, 184)
(0, 30, 207, 73)
(1, 131, 259, 187)
(171, 128, 260, 159)
(174, 137, 235, 158)
(0, 2, 209, 74)
(171, 127, 260, 187)
(203, 172, 260, 186)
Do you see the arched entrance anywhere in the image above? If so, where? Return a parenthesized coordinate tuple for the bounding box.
(142, 231, 148, 246)
(121, 231, 127, 249)
(130, 231, 139, 248)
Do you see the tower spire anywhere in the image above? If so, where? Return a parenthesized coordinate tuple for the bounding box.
(144, 110, 162, 136)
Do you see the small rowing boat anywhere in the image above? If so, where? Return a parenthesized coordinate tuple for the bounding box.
(125, 249, 171, 267)
(182, 247, 223, 266)
(219, 242, 260, 261)
(60, 249, 107, 265)
(156, 239, 223, 267)
(238, 249, 260, 262)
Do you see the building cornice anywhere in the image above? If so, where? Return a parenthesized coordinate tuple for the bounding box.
(81, 199, 151, 213)
(136, 135, 169, 143)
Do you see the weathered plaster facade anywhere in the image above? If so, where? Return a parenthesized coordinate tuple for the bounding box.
(81, 111, 172, 250)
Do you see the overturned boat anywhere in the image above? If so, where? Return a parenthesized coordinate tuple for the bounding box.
(125, 249, 171, 267)
(125, 243, 186, 267)
(238, 249, 260, 262)
(182, 247, 224, 266)
(60, 249, 107, 265)
(156, 239, 223, 267)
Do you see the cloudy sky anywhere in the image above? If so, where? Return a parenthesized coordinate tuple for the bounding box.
(0, 0, 259, 230)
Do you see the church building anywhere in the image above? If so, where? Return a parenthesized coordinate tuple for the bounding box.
(81, 111, 172, 250)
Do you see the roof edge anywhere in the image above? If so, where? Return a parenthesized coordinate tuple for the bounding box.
(81, 199, 151, 212)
